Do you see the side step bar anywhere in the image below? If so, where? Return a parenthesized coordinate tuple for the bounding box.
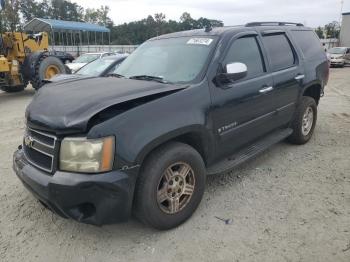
(207, 128, 293, 175)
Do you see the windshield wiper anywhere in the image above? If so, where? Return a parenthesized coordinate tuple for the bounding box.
(129, 75, 170, 84)
(105, 73, 125, 78)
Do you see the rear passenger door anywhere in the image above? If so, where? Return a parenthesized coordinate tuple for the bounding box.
(260, 32, 304, 127)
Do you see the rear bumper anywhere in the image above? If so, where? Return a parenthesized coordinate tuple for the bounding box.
(13, 148, 138, 225)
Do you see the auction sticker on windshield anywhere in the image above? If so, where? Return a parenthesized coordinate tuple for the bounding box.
(187, 38, 213, 45)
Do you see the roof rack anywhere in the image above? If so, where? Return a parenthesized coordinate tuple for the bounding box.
(245, 22, 304, 27)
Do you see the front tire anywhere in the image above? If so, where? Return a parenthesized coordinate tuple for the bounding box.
(134, 142, 206, 230)
(288, 96, 317, 144)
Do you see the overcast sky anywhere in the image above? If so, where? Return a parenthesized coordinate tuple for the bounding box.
(74, 0, 350, 28)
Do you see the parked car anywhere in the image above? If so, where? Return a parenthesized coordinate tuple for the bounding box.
(52, 50, 75, 64)
(66, 52, 116, 72)
(13, 22, 329, 230)
(48, 55, 128, 83)
(327, 47, 350, 67)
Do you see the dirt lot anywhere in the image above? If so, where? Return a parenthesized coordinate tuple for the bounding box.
(0, 68, 349, 262)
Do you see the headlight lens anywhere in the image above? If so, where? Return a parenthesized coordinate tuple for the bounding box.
(59, 136, 115, 173)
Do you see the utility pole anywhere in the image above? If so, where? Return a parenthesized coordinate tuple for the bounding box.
(339, 0, 344, 45)
(339, 0, 344, 24)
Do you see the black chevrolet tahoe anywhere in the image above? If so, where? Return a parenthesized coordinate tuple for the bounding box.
(13, 22, 329, 230)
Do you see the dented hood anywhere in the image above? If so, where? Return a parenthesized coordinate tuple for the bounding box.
(26, 77, 185, 133)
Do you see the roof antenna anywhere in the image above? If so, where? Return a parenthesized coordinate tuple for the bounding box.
(205, 23, 212, 32)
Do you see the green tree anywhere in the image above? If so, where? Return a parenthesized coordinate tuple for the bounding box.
(179, 12, 195, 30)
(324, 21, 340, 39)
(2, 1, 224, 45)
(49, 0, 83, 21)
(19, 0, 50, 22)
(3, 0, 21, 31)
(84, 5, 113, 27)
(315, 26, 324, 39)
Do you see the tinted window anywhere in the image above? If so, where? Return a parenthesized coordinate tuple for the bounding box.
(262, 34, 295, 71)
(224, 37, 265, 79)
(290, 30, 323, 59)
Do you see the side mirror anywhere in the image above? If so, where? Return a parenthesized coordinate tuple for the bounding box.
(225, 62, 248, 81)
(215, 62, 248, 86)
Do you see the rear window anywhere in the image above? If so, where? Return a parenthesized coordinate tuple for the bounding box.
(290, 30, 323, 59)
(262, 34, 295, 71)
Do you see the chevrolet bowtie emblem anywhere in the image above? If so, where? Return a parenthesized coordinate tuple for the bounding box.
(24, 136, 34, 148)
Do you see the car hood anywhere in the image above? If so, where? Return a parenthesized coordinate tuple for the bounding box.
(26, 77, 186, 133)
(48, 74, 91, 83)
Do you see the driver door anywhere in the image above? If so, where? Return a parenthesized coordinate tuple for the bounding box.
(210, 34, 277, 160)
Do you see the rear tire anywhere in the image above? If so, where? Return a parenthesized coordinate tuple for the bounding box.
(288, 96, 317, 144)
(134, 142, 206, 230)
(31, 56, 67, 90)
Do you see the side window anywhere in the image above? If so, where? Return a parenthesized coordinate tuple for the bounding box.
(262, 34, 295, 71)
(289, 30, 324, 59)
(223, 36, 265, 79)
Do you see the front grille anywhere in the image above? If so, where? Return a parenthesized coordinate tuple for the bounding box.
(23, 128, 58, 173)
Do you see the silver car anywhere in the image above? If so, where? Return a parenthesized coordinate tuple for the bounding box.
(328, 47, 350, 67)
(66, 52, 116, 73)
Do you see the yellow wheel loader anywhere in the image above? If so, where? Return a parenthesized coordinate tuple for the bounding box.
(0, 31, 72, 92)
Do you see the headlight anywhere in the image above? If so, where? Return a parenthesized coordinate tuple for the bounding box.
(59, 136, 115, 173)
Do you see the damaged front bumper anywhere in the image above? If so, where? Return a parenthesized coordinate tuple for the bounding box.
(13, 148, 137, 225)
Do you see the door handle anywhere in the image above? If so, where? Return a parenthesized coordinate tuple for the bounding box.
(295, 74, 305, 80)
(259, 86, 274, 93)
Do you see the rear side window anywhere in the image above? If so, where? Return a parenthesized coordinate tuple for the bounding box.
(290, 30, 323, 59)
(224, 36, 265, 79)
(262, 34, 295, 71)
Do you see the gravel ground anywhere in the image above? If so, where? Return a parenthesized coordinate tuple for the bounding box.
(0, 68, 349, 262)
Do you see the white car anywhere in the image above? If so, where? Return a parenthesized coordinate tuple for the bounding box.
(327, 47, 350, 67)
(66, 52, 116, 72)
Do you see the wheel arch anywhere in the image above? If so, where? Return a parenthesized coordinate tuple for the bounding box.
(302, 82, 322, 105)
(135, 126, 213, 168)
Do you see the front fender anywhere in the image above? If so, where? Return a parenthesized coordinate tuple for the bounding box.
(87, 82, 213, 167)
(134, 124, 213, 165)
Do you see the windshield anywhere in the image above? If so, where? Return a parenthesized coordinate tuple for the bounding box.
(114, 36, 217, 84)
(328, 47, 346, 54)
(74, 54, 100, 63)
(76, 58, 116, 76)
